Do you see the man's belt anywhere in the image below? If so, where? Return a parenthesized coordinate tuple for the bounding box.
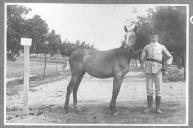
(146, 58, 162, 64)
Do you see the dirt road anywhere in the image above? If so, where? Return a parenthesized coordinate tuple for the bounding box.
(6, 72, 186, 124)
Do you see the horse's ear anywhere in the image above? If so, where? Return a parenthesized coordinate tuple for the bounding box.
(124, 25, 128, 32)
(133, 25, 137, 32)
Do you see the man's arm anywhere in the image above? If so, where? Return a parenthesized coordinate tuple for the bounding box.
(162, 46, 173, 65)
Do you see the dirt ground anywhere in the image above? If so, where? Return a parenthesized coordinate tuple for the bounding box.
(6, 71, 187, 124)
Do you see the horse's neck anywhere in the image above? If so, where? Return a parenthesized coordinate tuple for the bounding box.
(117, 47, 133, 62)
(98, 47, 133, 61)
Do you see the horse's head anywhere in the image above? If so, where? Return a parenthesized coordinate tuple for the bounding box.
(123, 24, 149, 54)
(122, 24, 138, 53)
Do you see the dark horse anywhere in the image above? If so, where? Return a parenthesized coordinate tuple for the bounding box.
(64, 25, 146, 114)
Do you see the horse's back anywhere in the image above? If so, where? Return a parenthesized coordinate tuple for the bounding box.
(69, 48, 131, 78)
(69, 48, 116, 78)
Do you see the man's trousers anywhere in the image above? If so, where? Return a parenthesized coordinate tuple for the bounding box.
(146, 73, 162, 96)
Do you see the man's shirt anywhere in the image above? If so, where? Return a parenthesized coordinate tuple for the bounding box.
(141, 42, 173, 73)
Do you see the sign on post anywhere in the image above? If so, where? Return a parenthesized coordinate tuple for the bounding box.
(21, 38, 32, 46)
(21, 38, 32, 115)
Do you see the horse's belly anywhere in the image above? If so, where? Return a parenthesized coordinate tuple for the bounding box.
(86, 70, 113, 78)
(84, 63, 113, 78)
(82, 50, 115, 78)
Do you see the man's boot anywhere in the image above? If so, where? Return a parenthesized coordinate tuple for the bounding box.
(156, 96, 162, 114)
(144, 95, 153, 113)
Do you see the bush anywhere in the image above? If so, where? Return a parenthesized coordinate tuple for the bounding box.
(163, 66, 184, 82)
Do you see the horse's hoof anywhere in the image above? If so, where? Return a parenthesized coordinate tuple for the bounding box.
(113, 112, 118, 116)
(65, 109, 68, 113)
(109, 106, 115, 111)
(109, 109, 118, 116)
(64, 106, 69, 111)
(111, 112, 118, 116)
(64, 107, 69, 113)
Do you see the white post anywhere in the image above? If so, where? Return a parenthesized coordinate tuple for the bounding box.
(21, 38, 32, 115)
(23, 45, 29, 115)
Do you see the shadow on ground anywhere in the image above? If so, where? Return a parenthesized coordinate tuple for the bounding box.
(6, 101, 185, 124)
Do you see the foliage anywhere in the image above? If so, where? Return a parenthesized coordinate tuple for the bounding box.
(136, 6, 186, 70)
(136, 6, 186, 51)
(26, 15, 49, 54)
(163, 67, 184, 82)
(47, 30, 62, 56)
(7, 5, 31, 35)
(60, 40, 95, 56)
(152, 6, 186, 53)
(7, 5, 31, 56)
(135, 22, 153, 48)
(7, 5, 49, 55)
(7, 5, 95, 59)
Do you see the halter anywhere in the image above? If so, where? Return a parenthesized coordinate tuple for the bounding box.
(123, 40, 142, 55)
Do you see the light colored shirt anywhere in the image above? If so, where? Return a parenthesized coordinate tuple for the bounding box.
(141, 42, 173, 73)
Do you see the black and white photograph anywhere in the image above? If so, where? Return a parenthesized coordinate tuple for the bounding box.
(4, 2, 189, 126)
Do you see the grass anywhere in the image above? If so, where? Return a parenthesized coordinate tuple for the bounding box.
(7, 55, 67, 77)
(6, 54, 70, 86)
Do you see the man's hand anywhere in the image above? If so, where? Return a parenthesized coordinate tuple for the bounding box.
(140, 63, 145, 70)
(161, 62, 172, 74)
(164, 62, 171, 67)
(160, 67, 166, 72)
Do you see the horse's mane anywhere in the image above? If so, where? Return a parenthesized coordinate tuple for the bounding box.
(120, 41, 126, 49)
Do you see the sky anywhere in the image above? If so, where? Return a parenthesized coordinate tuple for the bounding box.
(16, 3, 155, 50)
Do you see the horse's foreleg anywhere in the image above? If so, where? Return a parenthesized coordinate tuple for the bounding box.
(64, 76, 79, 111)
(109, 73, 123, 114)
(73, 72, 85, 107)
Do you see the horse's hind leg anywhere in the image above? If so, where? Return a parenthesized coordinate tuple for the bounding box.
(64, 74, 80, 111)
(73, 72, 85, 107)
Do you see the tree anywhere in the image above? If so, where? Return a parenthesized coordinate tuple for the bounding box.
(47, 30, 62, 56)
(136, 6, 186, 68)
(7, 5, 49, 56)
(26, 15, 49, 54)
(59, 40, 75, 56)
(59, 40, 95, 56)
(7, 5, 31, 56)
(135, 6, 186, 79)
(152, 6, 186, 69)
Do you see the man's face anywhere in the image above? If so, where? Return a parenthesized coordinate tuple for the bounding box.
(152, 35, 159, 43)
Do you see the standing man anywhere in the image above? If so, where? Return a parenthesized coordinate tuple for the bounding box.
(141, 33, 173, 114)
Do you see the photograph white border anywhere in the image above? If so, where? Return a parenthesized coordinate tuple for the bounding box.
(4, 3, 189, 126)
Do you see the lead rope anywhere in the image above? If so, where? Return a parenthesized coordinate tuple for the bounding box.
(127, 40, 143, 70)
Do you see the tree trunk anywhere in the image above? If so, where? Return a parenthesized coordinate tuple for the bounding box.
(56, 55, 58, 75)
(184, 49, 186, 80)
(43, 53, 47, 78)
(177, 55, 182, 69)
